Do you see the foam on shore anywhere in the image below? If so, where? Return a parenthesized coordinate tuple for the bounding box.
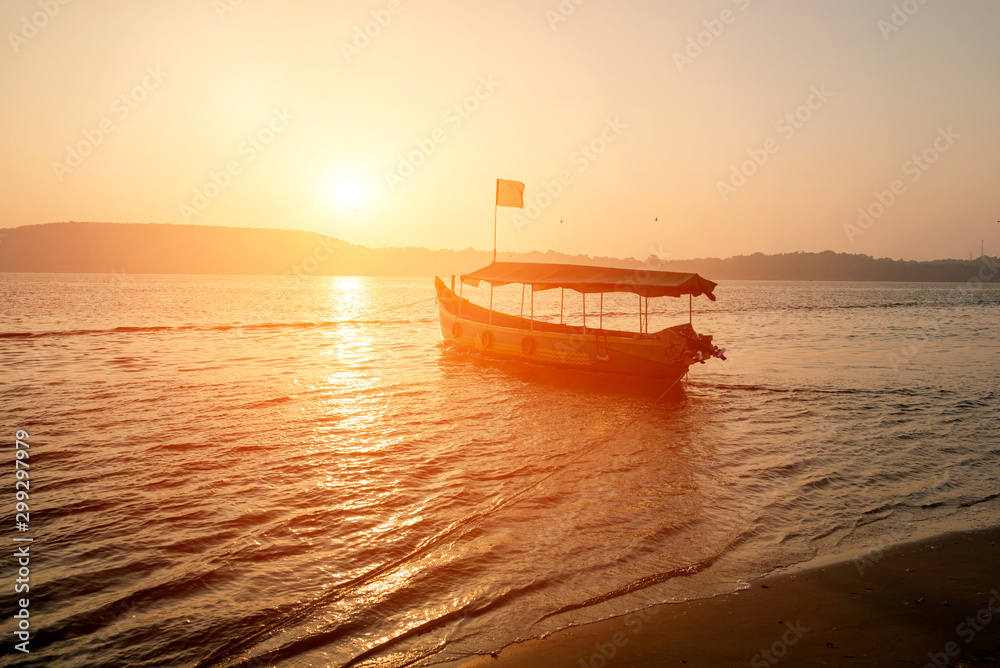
(444, 526, 1000, 667)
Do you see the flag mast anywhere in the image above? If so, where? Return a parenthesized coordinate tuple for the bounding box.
(493, 178, 526, 265)
(494, 179, 499, 262)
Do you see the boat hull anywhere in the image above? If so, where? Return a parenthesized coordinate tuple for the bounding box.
(434, 277, 718, 381)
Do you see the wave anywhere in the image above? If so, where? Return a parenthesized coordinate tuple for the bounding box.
(686, 380, 943, 397)
(193, 381, 684, 667)
(536, 522, 757, 623)
(0, 319, 435, 340)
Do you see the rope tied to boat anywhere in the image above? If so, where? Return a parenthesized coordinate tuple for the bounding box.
(252, 296, 436, 341)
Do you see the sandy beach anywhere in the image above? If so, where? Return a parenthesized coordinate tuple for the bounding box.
(450, 526, 1000, 667)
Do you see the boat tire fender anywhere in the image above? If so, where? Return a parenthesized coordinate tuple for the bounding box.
(480, 331, 493, 349)
(451, 322, 462, 339)
(521, 336, 536, 355)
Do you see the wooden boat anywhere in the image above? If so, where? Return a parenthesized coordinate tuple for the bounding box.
(434, 261, 726, 382)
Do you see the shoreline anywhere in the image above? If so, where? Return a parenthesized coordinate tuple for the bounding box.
(2, 223, 998, 283)
(444, 526, 1000, 667)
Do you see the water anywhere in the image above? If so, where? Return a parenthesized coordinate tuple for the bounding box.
(1, 273, 998, 667)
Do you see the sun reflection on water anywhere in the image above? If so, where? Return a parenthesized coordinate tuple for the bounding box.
(324, 276, 374, 321)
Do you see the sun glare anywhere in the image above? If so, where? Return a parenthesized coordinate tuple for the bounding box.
(326, 177, 368, 211)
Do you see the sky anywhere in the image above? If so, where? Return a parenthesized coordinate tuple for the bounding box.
(1, 0, 998, 261)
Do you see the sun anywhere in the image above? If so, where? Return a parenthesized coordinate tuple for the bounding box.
(325, 176, 369, 211)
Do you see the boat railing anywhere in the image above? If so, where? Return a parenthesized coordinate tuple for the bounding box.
(438, 275, 703, 341)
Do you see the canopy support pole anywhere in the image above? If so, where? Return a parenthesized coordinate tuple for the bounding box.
(583, 293, 587, 333)
(530, 286, 534, 331)
(689, 294, 692, 324)
(459, 281, 463, 317)
(645, 296, 649, 333)
(638, 294, 642, 334)
(560, 289, 564, 325)
(520, 284, 525, 319)
(600, 293, 603, 331)
(489, 285, 493, 326)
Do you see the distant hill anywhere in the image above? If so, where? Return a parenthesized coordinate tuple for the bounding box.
(660, 251, 999, 283)
(0, 222, 996, 283)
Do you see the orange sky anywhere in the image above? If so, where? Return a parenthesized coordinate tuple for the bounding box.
(2, 0, 998, 261)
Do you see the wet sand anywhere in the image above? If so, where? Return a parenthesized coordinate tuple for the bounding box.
(448, 526, 1000, 667)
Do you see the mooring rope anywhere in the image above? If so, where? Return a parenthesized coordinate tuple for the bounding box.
(252, 296, 436, 341)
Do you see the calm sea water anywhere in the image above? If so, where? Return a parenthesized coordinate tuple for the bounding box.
(1, 272, 998, 667)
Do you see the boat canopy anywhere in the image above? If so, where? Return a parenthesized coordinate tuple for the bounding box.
(460, 261, 717, 301)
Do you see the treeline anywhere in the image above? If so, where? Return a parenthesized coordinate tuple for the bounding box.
(655, 251, 998, 282)
(0, 222, 994, 283)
